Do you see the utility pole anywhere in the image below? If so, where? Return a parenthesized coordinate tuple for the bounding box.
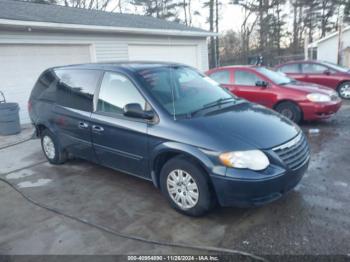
(337, 5, 344, 65)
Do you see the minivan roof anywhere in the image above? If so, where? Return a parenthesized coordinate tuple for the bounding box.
(51, 61, 189, 72)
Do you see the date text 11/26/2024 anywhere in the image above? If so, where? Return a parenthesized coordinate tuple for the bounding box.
(127, 256, 219, 261)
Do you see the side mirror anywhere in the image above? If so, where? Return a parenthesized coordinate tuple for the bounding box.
(323, 69, 331, 75)
(255, 80, 269, 88)
(123, 103, 154, 120)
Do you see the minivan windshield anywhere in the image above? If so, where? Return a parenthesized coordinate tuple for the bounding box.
(256, 67, 295, 85)
(137, 66, 236, 117)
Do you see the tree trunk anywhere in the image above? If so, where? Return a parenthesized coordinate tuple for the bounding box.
(215, 0, 219, 66)
(209, 0, 216, 68)
(183, 0, 188, 25)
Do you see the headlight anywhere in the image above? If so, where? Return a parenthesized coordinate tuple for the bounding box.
(306, 93, 331, 102)
(219, 150, 270, 171)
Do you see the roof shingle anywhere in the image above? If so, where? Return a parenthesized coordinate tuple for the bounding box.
(0, 0, 208, 33)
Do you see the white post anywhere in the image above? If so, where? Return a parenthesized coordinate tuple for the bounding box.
(304, 32, 309, 60)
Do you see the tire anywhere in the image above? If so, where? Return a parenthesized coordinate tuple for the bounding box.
(275, 101, 302, 123)
(337, 81, 350, 99)
(159, 156, 215, 216)
(40, 129, 67, 165)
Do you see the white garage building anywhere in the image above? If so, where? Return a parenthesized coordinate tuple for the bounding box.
(308, 26, 350, 67)
(0, 0, 213, 124)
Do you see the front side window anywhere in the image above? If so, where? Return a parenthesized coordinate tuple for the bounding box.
(55, 69, 101, 111)
(302, 63, 328, 74)
(209, 70, 231, 85)
(97, 72, 146, 115)
(256, 67, 293, 85)
(137, 66, 235, 117)
(321, 61, 349, 73)
(234, 70, 262, 86)
(279, 63, 301, 73)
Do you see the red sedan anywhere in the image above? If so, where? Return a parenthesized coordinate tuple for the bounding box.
(275, 60, 350, 99)
(206, 66, 342, 123)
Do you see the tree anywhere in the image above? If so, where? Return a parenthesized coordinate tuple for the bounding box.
(219, 30, 241, 65)
(22, 0, 57, 4)
(203, 0, 217, 68)
(133, 0, 180, 20)
(179, 0, 193, 26)
(318, 0, 338, 37)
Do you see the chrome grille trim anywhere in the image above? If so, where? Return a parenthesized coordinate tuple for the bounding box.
(272, 133, 302, 151)
(272, 132, 310, 171)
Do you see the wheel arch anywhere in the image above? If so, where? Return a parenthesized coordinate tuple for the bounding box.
(34, 121, 55, 137)
(336, 80, 350, 88)
(150, 142, 215, 189)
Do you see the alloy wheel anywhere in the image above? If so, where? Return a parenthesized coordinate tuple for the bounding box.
(339, 84, 350, 99)
(280, 108, 294, 120)
(166, 169, 199, 210)
(43, 135, 55, 160)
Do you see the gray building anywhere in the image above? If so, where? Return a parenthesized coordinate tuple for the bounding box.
(0, 0, 213, 123)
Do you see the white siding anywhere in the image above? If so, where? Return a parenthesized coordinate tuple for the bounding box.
(317, 29, 350, 65)
(0, 30, 209, 70)
(317, 36, 338, 63)
(0, 29, 209, 124)
(0, 44, 92, 123)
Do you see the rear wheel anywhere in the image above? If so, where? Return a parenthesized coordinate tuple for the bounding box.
(275, 101, 302, 123)
(337, 81, 350, 99)
(40, 129, 67, 165)
(160, 156, 215, 216)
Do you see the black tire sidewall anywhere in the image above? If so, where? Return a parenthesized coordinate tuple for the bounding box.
(276, 102, 302, 123)
(40, 129, 65, 164)
(160, 156, 214, 216)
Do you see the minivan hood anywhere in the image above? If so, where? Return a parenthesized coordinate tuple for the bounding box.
(284, 81, 336, 95)
(180, 102, 299, 151)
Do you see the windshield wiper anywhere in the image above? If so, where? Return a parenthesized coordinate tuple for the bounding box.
(203, 97, 235, 108)
(187, 97, 236, 118)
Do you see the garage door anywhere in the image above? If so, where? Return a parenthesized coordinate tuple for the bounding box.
(0, 44, 92, 124)
(128, 44, 199, 68)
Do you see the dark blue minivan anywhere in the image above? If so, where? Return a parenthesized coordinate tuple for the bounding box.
(29, 62, 310, 216)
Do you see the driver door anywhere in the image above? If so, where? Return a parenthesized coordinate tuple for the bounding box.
(301, 63, 339, 88)
(90, 72, 149, 178)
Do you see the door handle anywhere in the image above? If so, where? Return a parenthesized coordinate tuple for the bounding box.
(78, 122, 89, 129)
(92, 125, 104, 133)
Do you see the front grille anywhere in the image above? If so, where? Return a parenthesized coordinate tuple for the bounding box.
(272, 133, 310, 171)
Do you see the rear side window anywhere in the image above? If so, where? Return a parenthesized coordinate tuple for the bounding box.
(209, 70, 231, 85)
(30, 70, 58, 102)
(55, 69, 101, 112)
(279, 64, 301, 73)
(97, 72, 146, 115)
(301, 63, 328, 74)
(234, 70, 262, 86)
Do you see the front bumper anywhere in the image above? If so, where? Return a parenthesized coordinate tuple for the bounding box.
(301, 100, 342, 120)
(210, 160, 309, 207)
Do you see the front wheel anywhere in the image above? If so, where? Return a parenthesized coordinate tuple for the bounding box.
(160, 156, 215, 216)
(337, 82, 350, 99)
(275, 102, 302, 123)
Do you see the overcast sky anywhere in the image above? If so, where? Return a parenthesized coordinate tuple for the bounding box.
(189, 1, 247, 32)
(119, 0, 247, 33)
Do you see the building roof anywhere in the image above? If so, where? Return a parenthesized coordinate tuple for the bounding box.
(53, 61, 189, 72)
(0, 0, 215, 37)
(308, 25, 350, 48)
